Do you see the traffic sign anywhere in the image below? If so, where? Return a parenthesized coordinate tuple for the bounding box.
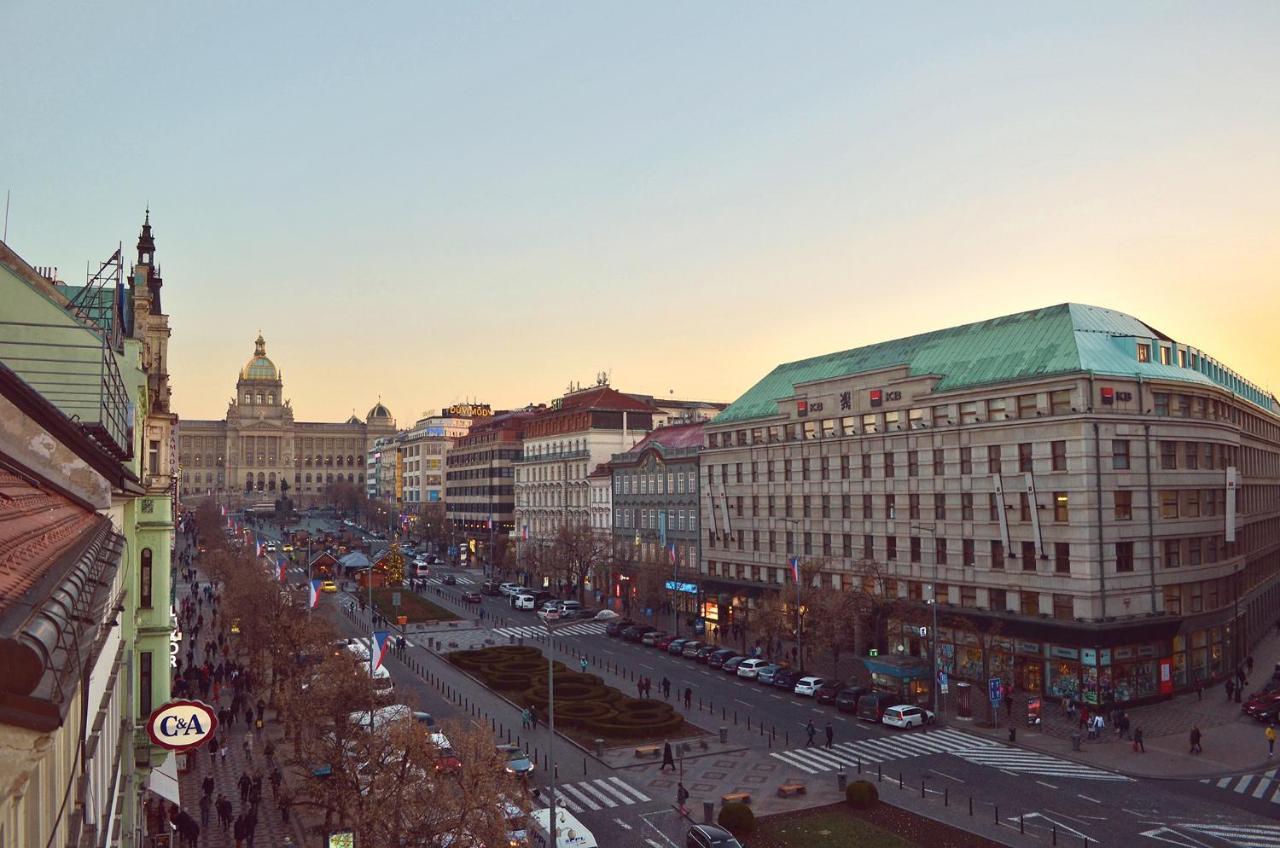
(988, 677, 1002, 702)
(868, 648, 879, 657)
(939, 672, 950, 695)
(919, 626, 928, 637)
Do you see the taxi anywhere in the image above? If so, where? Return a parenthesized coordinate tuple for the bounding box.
(321, 580, 338, 593)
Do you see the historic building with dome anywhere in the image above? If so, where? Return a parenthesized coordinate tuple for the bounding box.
(177, 333, 396, 506)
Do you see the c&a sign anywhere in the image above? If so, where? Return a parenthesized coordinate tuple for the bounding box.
(146, 699, 219, 750)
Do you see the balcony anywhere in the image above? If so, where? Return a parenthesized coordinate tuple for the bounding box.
(513, 449, 591, 465)
(0, 319, 133, 460)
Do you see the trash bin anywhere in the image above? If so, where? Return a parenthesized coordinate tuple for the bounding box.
(719, 726, 728, 744)
(703, 801, 714, 823)
(595, 739, 604, 757)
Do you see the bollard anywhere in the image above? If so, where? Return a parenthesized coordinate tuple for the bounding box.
(994, 805, 999, 825)
(702, 801, 714, 824)
(969, 797, 973, 816)
(595, 739, 604, 758)
(583, 758, 587, 775)
(1020, 815, 1025, 834)
(1052, 826, 1057, 845)
(899, 772, 903, 790)
(722, 706, 726, 720)
(877, 763, 882, 782)
(768, 735, 772, 749)
(944, 788, 948, 806)
(921, 779, 926, 798)
(734, 711, 738, 725)
(1009, 726, 1016, 743)
(719, 726, 728, 744)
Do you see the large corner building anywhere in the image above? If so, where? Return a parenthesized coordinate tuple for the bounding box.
(702, 303, 1280, 706)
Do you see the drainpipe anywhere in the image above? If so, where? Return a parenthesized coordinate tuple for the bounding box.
(1138, 376, 1158, 613)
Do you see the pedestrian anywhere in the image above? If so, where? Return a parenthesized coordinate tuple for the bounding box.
(661, 740, 677, 772)
(270, 766, 283, 800)
(278, 788, 292, 825)
(256, 697, 266, 723)
(244, 706, 254, 728)
(216, 794, 232, 831)
(1267, 723, 1277, 757)
(824, 721, 834, 748)
(199, 792, 211, 828)
(662, 677, 671, 700)
(1190, 725, 1202, 754)
(805, 718, 817, 748)
(521, 707, 530, 730)
(1133, 726, 1146, 753)
(201, 773, 215, 799)
(220, 742, 228, 766)
(233, 812, 247, 848)
(637, 678, 644, 698)
(579, 657, 588, 674)
(1226, 679, 1236, 702)
(529, 704, 538, 728)
(684, 687, 693, 709)
(243, 732, 254, 764)
(1196, 679, 1203, 701)
(238, 770, 252, 803)
(264, 739, 275, 769)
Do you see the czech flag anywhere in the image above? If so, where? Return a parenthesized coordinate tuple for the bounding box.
(277, 556, 288, 583)
(667, 542, 677, 565)
(521, 525, 528, 541)
(309, 579, 322, 608)
(220, 504, 226, 517)
(789, 557, 801, 584)
(371, 631, 391, 670)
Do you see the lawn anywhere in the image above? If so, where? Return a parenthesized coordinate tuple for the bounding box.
(753, 810, 915, 848)
(370, 587, 458, 623)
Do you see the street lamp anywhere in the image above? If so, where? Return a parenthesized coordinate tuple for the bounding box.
(540, 613, 577, 844)
(910, 524, 940, 715)
(782, 518, 806, 672)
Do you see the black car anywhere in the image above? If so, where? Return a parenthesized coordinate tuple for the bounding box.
(771, 669, 801, 690)
(442, 574, 457, 585)
(835, 686, 872, 713)
(686, 823, 743, 848)
(606, 619, 635, 637)
(722, 656, 746, 674)
(626, 625, 657, 643)
(815, 680, 848, 705)
(694, 645, 718, 663)
(707, 649, 737, 669)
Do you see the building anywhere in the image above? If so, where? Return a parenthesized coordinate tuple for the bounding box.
(399, 408, 475, 508)
(445, 407, 540, 542)
(513, 379, 659, 543)
(178, 338, 396, 507)
(604, 421, 705, 623)
(701, 303, 1280, 706)
(366, 433, 399, 504)
(0, 213, 176, 847)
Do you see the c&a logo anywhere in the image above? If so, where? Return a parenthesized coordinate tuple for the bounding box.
(146, 699, 219, 750)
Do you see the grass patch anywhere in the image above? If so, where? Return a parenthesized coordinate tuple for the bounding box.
(371, 587, 458, 622)
(754, 810, 914, 848)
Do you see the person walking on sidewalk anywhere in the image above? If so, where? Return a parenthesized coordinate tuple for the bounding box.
(805, 719, 817, 748)
(1226, 679, 1236, 702)
(216, 794, 232, 832)
(824, 721, 834, 748)
(238, 770, 252, 803)
(199, 792, 211, 828)
(1190, 725, 1202, 754)
(684, 687, 693, 709)
(1267, 723, 1276, 757)
(1133, 727, 1146, 753)
(662, 676, 671, 700)
(660, 740, 676, 772)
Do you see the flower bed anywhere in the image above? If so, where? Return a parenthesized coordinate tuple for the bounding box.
(447, 646, 687, 742)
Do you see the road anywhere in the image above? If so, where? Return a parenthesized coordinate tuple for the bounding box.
(252, 514, 1280, 848)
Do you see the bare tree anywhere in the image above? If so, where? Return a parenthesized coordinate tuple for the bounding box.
(417, 501, 454, 552)
(547, 522, 613, 602)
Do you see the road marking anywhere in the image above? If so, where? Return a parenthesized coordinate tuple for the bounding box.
(1078, 794, 1101, 804)
(614, 818, 632, 830)
(832, 715, 848, 722)
(791, 701, 806, 706)
(931, 769, 965, 783)
(639, 663, 654, 670)
(1036, 780, 1059, 789)
(734, 699, 753, 707)
(769, 694, 783, 700)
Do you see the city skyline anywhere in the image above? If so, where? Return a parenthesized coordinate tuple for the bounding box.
(4, 3, 1279, 421)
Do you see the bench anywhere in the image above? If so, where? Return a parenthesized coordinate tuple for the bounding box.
(777, 782, 807, 798)
(635, 745, 661, 759)
(721, 792, 752, 805)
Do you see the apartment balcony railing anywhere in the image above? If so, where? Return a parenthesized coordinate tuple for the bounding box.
(512, 448, 591, 464)
(0, 320, 133, 460)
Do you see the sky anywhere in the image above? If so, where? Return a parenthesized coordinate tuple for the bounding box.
(3, 3, 1278, 423)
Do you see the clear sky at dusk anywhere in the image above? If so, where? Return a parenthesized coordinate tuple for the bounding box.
(4, 3, 1278, 423)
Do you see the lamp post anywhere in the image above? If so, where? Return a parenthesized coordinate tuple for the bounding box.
(542, 614, 574, 844)
(782, 518, 805, 672)
(911, 524, 941, 715)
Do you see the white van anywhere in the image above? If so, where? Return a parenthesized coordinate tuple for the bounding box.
(514, 594, 537, 611)
(347, 705, 434, 731)
(528, 807, 596, 848)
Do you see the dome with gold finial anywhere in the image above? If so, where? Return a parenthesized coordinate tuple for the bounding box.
(240, 333, 280, 382)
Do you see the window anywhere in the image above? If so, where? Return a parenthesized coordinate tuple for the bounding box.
(820, 456, 830, 481)
(1137, 343, 1151, 363)
(841, 494, 851, 519)
(1112, 440, 1130, 470)
(990, 587, 1007, 611)
(1184, 442, 1198, 470)
(886, 536, 897, 560)
(961, 493, 974, 521)
(988, 398, 1008, 421)
(768, 496, 776, 518)
(960, 447, 972, 475)
(1160, 491, 1179, 519)
(801, 458, 810, 481)
(1164, 540, 1181, 569)
(988, 445, 1002, 474)
(1188, 538, 1202, 565)
(963, 538, 976, 566)
(786, 531, 794, 552)
(821, 495, 830, 518)
(148, 440, 161, 476)
(1177, 395, 1191, 417)
(907, 450, 919, 477)
(1051, 441, 1066, 471)
(1019, 492, 1031, 522)
(1154, 392, 1170, 417)
(1159, 346, 1171, 365)
(1050, 390, 1071, 415)
(1017, 394, 1038, 418)
(1018, 443, 1033, 473)
(989, 493, 1000, 521)
(769, 531, 777, 553)
(1021, 591, 1039, 616)
(934, 494, 947, 520)
(863, 534, 873, 559)
(886, 494, 896, 520)
(804, 533, 813, 555)
(1116, 541, 1135, 572)
(884, 452, 895, 478)
(909, 494, 921, 520)
(1054, 542, 1070, 574)
(861, 454, 872, 479)
(862, 494, 872, 518)
(935, 538, 948, 565)
(1053, 593, 1074, 620)
(842, 533, 852, 557)
(1115, 490, 1133, 520)
(840, 455, 850, 480)
(1160, 441, 1177, 470)
(735, 462, 743, 483)
(1053, 492, 1069, 523)
(785, 495, 793, 518)
(1021, 541, 1037, 570)
(991, 540, 1005, 570)
(910, 536, 922, 562)
(140, 548, 154, 608)
(933, 449, 945, 476)
(822, 533, 832, 556)
(802, 496, 811, 518)
(960, 401, 979, 424)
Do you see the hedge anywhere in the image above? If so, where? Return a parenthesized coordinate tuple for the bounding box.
(717, 801, 755, 836)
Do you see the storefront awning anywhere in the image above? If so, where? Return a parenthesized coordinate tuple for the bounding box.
(148, 751, 181, 806)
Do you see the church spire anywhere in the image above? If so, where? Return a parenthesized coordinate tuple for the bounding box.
(136, 208, 163, 314)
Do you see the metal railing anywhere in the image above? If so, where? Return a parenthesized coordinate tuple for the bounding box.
(512, 449, 591, 464)
(0, 319, 133, 459)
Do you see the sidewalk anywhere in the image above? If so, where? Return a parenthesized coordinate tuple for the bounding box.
(955, 632, 1280, 780)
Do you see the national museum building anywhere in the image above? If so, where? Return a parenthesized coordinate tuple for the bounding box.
(701, 303, 1280, 707)
(178, 334, 396, 506)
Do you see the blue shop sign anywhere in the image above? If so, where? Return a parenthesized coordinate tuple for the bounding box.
(665, 580, 698, 594)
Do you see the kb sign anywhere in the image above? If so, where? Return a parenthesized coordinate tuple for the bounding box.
(146, 700, 219, 751)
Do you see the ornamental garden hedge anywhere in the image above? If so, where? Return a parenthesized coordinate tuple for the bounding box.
(447, 645, 685, 740)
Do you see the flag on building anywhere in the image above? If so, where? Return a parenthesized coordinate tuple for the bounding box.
(521, 525, 528, 541)
(667, 542, 677, 565)
(371, 631, 392, 670)
(309, 579, 322, 609)
(789, 557, 801, 583)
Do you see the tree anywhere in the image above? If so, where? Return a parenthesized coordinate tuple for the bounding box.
(490, 535, 513, 573)
(547, 523, 612, 602)
(416, 501, 453, 552)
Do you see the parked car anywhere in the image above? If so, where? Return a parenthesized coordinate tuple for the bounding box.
(606, 619, 635, 637)
(642, 631, 669, 647)
(707, 649, 737, 669)
(680, 641, 704, 658)
(541, 600, 565, 613)
(462, 591, 482, 603)
(735, 658, 769, 679)
(482, 581, 503, 596)
(667, 638, 690, 655)
(882, 705, 935, 729)
(772, 669, 801, 691)
(723, 656, 747, 674)
(655, 634, 678, 650)
(1243, 691, 1280, 722)
(320, 580, 338, 593)
(694, 645, 718, 663)
(499, 583, 522, 596)
(559, 600, 583, 616)
(856, 692, 898, 722)
(755, 664, 782, 685)
(793, 676, 825, 697)
(512, 594, 537, 610)
(815, 680, 848, 705)
(626, 626, 657, 643)
(686, 823, 744, 848)
(430, 732, 462, 773)
(538, 608, 563, 622)
(835, 686, 872, 713)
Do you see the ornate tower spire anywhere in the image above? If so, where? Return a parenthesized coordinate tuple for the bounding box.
(136, 208, 164, 314)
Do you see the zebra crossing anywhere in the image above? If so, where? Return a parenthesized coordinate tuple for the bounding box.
(1161, 822, 1280, 847)
(546, 777, 651, 813)
(1200, 767, 1280, 805)
(770, 727, 1131, 782)
(493, 621, 609, 638)
(424, 574, 477, 585)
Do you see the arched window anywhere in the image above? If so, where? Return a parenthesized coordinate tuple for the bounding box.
(305, 473, 312, 483)
(336, 456, 344, 467)
(244, 478, 253, 493)
(267, 393, 274, 405)
(347, 473, 354, 482)
(244, 393, 251, 404)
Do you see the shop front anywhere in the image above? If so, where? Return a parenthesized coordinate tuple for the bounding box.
(864, 655, 932, 705)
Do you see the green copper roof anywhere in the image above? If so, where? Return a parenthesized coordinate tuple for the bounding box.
(717, 303, 1277, 425)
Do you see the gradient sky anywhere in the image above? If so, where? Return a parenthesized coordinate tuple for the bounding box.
(4, 3, 1278, 424)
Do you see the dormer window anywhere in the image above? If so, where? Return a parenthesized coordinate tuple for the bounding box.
(1137, 343, 1151, 363)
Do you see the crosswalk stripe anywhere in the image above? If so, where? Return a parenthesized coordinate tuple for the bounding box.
(558, 784, 601, 811)
(1184, 823, 1280, 847)
(590, 779, 635, 806)
(553, 793, 583, 814)
(1234, 775, 1255, 794)
(1253, 775, 1275, 799)
(607, 776, 650, 803)
(577, 781, 620, 808)
(1215, 776, 1233, 788)
(769, 750, 821, 774)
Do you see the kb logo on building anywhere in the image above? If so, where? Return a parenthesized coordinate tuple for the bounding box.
(146, 700, 219, 751)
